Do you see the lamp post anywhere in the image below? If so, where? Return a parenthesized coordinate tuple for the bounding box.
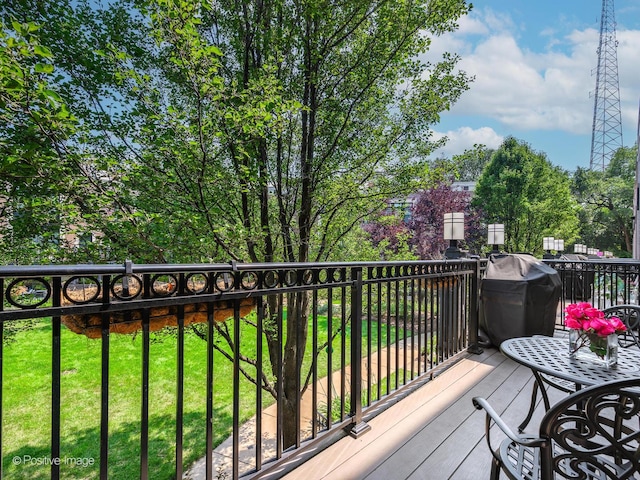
(554, 239, 564, 256)
(543, 236, 555, 259)
(442, 213, 465, 354)
(487, 223, 504, 254)
(444, 212, 464, 259)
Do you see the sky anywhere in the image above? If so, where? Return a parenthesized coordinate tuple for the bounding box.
(426, 0, 640, 172)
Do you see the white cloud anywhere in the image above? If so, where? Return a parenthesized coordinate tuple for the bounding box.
(455, 13, 489, 37)
(431, 127, 504, 157)
(426, 8, 640, 139)
(447, 30, 596, 134)
(617, 29, 640, 133)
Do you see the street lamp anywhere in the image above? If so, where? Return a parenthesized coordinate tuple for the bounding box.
(554, 239, 564, 254)
(487, 224, 504, 253)
(444, 212, 464, 259)
(543, 236, 555, 258)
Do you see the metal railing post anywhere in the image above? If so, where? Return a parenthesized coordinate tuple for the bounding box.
(347, 267, 371, 438)
(468, 259, 483, 354)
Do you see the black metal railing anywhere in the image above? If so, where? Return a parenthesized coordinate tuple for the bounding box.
(543, 259, 640, 319)
(0, 259, 480, 480)
(4, 257, 637, 479)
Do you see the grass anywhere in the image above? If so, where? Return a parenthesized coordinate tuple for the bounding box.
(2, 310, 407, 479)
(3, 319, 258, 479)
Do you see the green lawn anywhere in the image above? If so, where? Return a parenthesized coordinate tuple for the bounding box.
(2, 311, 403, 479)
(3, 318, 265, 479)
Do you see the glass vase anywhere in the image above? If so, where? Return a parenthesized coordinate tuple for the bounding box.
(569, 330, 618, 367)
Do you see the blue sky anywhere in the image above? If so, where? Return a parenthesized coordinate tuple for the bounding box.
(426, 0, 640, 172)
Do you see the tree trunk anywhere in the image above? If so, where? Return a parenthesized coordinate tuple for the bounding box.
(281, 291, 310, 448)
(264, 290, 310, 449)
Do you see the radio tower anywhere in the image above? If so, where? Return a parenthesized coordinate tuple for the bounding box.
(589, 0, 623, 171)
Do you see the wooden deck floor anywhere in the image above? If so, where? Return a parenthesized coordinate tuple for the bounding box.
(280, 344, 565, 480)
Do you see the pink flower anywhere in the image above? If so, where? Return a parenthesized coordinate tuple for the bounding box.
(565, 302, 591, 320)
(565, 317, 583, 329)
(608, 316, 627, 334)
(584, 307, 604, 320)
(587, 317, 616, 337)
(565, 302, 627, 337)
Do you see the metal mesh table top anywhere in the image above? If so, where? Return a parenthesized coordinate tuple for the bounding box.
(500, 336, 640, 386)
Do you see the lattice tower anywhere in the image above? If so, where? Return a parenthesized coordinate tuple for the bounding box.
(590, 0, 623, 171)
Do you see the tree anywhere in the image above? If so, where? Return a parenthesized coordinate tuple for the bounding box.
(410, 183, 483, 259)
(0, 19, 79, 263)
(451, 144, 494, 181)
(572, 145, 638, 256)
(472, 137, 579, 255)
(362, 210, 418, 260)
(1, 0, 473, 447)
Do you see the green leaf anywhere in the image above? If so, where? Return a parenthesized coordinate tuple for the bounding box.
(33, 45, 52, 58)
(44, 89, 63, 103)
(34, 63, 54, 74)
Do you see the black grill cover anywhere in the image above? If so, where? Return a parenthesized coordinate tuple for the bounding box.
(480, 253, 561, 347)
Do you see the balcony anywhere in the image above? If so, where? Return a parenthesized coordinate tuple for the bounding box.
(0, 258, 638, 479)
(279, 344, 565, 480)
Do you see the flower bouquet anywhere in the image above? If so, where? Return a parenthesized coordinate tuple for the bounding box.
(565, 302, 626, 366)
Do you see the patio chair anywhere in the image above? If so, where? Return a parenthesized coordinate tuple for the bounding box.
(611, 304, 640, 348)
(517, 304, 640, 433)
(473, 378, 640, 480)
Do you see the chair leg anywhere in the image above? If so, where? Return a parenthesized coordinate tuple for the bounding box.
(518, 380, 539, 433)
(490, 455, 501, 480)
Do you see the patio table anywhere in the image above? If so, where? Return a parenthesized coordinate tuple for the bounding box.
(501, 336, 640, 430)
(501, 336, 640, 387)
(500, 335, 640, 463)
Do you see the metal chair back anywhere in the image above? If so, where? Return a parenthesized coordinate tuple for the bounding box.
(538, 378, 640, 479)
(603, 304, 640, 348)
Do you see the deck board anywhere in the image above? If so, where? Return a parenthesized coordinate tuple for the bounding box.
(406, 364, 534, 479)
(366, 352, 523, 479)
(450, 369, 565, 480)
(280, 345, 553, 480)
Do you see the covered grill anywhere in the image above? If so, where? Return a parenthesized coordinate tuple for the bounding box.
(480, 253, 562, 347)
